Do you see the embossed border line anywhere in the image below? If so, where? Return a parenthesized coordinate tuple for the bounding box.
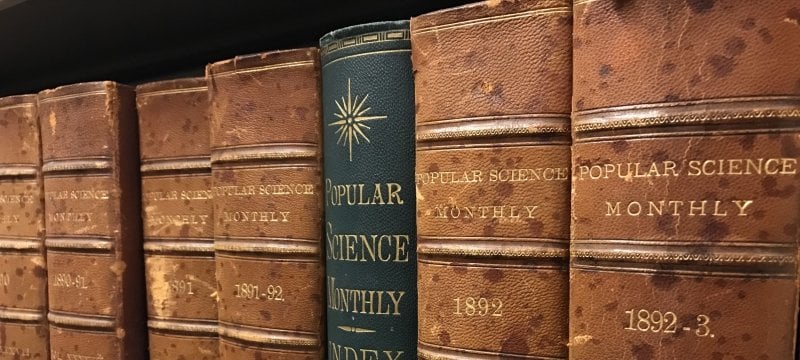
(419, 341, 564, 360)
(210, 60, 315, 77)
(48, 311, 115, 330)
(0, 102, 34, 110)
(0, 165, 38, 177)
(412, 6, 571, 35)
(37, 90, 108, 104)
(140, 157, 211, 173)
(322, 49, 411, 69)
(573, 96, 800, 134)
(42, 158, 112, 173)
(416, 114, 570, 142)
(211, 143, 319, 164)
(148, 317, 218, 336)
(0, 307, 45, 322)
(135, 86, 208, 97)
(218, 321, 320, 348)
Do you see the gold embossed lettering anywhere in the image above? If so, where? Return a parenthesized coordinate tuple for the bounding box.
(624, 308, 714, 338)
(325, 222, 410, 263)
(52, 273, 89, 289)
(453, 297, 503, 317)
(605, 200, 752, 217)
(326, 276, 404, 316)
(325, 179, 404, 206)
(233, 282, 284, 301)
(0, 272, 9, 287)
(328, 342, 404, 360)
(222, 211, 290, 223)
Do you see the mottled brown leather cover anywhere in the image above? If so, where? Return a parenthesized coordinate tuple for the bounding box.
(38, 82, 147, 360)
(412, 1, 572, 358)
(0, 94, 49, 359)
(570, 1, 800, 359)
(207, 48, 324, 359)
(136, 78, 218, 359)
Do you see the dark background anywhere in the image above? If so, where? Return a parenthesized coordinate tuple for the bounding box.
(0, 0, 473, 96)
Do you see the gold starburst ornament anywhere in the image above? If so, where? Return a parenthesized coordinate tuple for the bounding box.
(328, 78, 387, 161)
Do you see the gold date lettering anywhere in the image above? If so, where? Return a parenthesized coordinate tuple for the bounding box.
(624, 308, 714, 338)
(453, 297, 503, 317)
(52, 273, 89, 289)
(0, 272, 9, 287)
(233, 282, 284, 301)
(168, 278, 194, 296)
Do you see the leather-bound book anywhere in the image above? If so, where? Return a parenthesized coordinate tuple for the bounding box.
(570, 1, 800, 359)
(320, 21, 417, 358)
(136, 78, 218, 359)
(38, 82, 147, 359)
(207, 49, 324, 359)
(412, 1, 572, 358)
(0, 95, 48, 359)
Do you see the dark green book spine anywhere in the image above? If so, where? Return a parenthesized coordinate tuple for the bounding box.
(321, 21, 417, 359)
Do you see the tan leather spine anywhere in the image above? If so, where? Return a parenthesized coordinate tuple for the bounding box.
(0, 94, 48, 359)
(570, 1, 800, 359)
(136, 78, 218, 359)
(207, 48, 324, 359)
(38, 82, 147, 360)
(412, 1, 572, 358)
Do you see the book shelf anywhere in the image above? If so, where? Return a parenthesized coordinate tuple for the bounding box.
(0, 0, 473, 96)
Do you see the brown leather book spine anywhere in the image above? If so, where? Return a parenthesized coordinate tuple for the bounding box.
(412, 1, 572, 358)
(207, 48, 324, 359)
(136, 78, 218, 359)
(0, 95, 49, 359)
(570, 1, 800, 359)
(38, 82, 147, 359)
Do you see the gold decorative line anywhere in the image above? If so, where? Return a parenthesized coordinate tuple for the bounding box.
(574, 109, 800, 132)
(417, 126, 569, 141)
(140, 157, 210, 173)
(47, 312, 115, 329)
(143, 241, 214, 254)
(419, 247, 567, 258)
(570, 250, 796, 265)
(0, 102, 34, 110)
(575, 95, 800, 116)
(0, 166, 38, 177)
(322, 49, 411, 68)
(215, 242, 319, 255)
(418, 340, 564, 360)
(42, 159, 112, 173)
(572, 263, 796, 278)
(211, 144, 318, 163)
(0, 239, 42, 250)
(321, 29, 410, 57)
(412, 7, 571, 35)
(572, 239, 795, 248)
(0, 307, 44, 322)
(421, 113, 569, 125)
(147, 318, 218, 335)
(218, 322, 319, 347)
(336, 326, 376, 333)
(573, 126, 800, 143)
(136, 86, 207, 97)
(211, 60, 315, 77)
(573, 0, 598, 5)
(46, 238, 113, 251)
(38, 90, 108, 104)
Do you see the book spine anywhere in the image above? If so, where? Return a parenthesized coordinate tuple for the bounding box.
(38, 82, 146, 360)
(207, 48, 324, 359)
(569, 1, 800, 359)
(136, 78, 218, 359)
(411, 1, 572, 358)
(320, 21, 417, 358)
(0, 95, 49, 359)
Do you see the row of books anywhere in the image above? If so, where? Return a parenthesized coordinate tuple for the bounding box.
(1, 0, 799, 359)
